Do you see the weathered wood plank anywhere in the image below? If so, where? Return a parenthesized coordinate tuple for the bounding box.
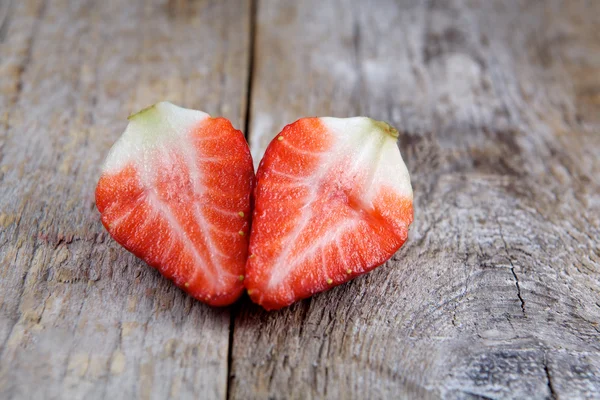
(0, 0, 251, 399)
(233, 0, 600, 398)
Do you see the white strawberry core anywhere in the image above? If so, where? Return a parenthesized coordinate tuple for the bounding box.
(103, 102, 210, 173)
(320, 116, 413, 202)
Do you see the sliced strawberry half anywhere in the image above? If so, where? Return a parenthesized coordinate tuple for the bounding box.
(245, 117, 413, 310)
(96, 102, 254, 306)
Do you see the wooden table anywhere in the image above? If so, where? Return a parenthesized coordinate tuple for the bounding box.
(1, 0, 599, 398)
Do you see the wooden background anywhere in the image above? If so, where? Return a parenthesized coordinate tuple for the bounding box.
(1, 0, 599, 398)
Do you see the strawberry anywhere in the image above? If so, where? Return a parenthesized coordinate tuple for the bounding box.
(96, 102, 254, 306)
(245, 117, 413, 310)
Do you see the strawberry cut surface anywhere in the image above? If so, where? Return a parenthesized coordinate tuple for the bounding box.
(96, 102, 254, 306)
(245, 117, 413, 310)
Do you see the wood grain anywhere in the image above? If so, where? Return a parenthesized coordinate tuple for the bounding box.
(233, 0, 600, 399)
(0, 0, 251, 399)
(1, 0, 599, 399)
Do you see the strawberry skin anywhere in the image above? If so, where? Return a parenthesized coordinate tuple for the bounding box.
(96, 102, 254, 306)
(245, 117, 413, 310)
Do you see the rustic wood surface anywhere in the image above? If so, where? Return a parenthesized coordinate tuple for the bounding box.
(0, 0, 251, 398)
(1, 0, 599, 399)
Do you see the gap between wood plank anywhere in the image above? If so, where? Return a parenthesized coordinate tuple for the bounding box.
(226, 1, 257, 399)
(243, 0, 258, 139)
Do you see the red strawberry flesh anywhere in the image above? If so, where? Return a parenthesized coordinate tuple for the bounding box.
(245, 117, 413, 310)
(96, 102, 254, 306)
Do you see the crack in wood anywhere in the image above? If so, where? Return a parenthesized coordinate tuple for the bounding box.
(242, 0, 257, 141)
(225, 301, 238, 400)
(496, 215, 526, 314)
(226, 2, 258, 399)
(544, 352, 557, 400)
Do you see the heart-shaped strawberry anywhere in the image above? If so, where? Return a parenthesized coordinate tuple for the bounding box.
(96, 102, 255, 306)
(245, 117, 413, 310)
